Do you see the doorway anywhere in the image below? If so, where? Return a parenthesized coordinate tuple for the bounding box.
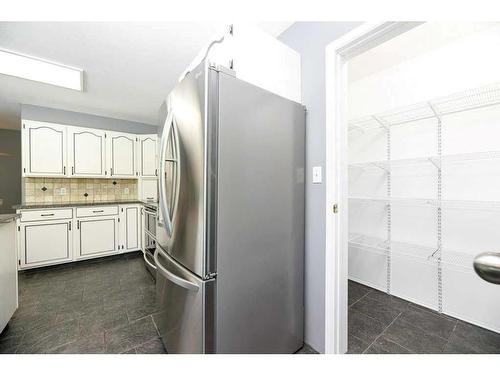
(325, 22, 500, 354)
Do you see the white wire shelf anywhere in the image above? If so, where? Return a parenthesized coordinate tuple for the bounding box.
(349, 150, 500, 171)
(439, 250, 475, 270)
(349, 83, 500, 131)
(349, 196, 434, 207)
(349, 233, 475, 271)
(349, 233, 434, 261)
(349, 196, 500, 211)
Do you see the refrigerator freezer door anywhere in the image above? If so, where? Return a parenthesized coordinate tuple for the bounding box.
(215, 71, 305, 353)
(157, 62, 214, 278)
(153, 247, 215, 354)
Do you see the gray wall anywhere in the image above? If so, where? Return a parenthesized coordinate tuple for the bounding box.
(279, 22, 362, 353)
(21, 104, 158, 134)
(0, 129, 21, 213)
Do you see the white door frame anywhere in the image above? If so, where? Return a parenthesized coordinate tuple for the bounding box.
(324, 21, 423, 354)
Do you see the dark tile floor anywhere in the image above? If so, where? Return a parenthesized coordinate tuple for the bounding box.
(347, 280, 500, 354)
(0, 252, 166, 354)
(0, 251, 316, 354)
(12, 250, 486, 355)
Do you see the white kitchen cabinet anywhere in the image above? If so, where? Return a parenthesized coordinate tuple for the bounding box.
(20, 208, 73, 222)
(75, 214, 119, 260)
(19, 219, 72, 269)
(0, 217, 18, 333)
(17, 204, 141, 268)
(107, 132, 137, 178)
(139, 178, 158, 202)
(68, 127, 107, 177)
(138, 134, 158, 177)
(119, 204, 141, 253)
(183, 24, 301, 103)
(22, 120, 67, 177)
(20, 120, 160, 180)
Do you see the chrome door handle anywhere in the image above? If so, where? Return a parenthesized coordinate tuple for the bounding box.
(154, 249, 199, 292)
(159, 111, 174, 236)
(474, 252, 500, 284)
(143, 251, 157, 271)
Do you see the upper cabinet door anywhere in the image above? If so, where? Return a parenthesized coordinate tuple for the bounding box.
(139, 135, 158, 177)
(107, 132, 137, 178)
(68, 127, 106, 178)
(22, 121, 67, 177)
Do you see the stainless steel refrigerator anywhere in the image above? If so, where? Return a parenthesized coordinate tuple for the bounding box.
(154, 60, 305, 354)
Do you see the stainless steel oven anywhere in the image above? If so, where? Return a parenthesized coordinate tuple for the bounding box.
(143, 203, 158, 278)
(144, 205, 157, 238)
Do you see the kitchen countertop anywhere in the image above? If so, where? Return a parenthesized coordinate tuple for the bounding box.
(13, 200, 152, 210)
(0, 213, 21, 223)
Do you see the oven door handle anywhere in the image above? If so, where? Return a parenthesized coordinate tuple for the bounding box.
(144, 229, 156, 239)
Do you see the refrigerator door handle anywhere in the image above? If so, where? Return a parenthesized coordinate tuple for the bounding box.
(144, 251, 157, 271)
(159, 111, 174, 236)
(154, 248, 199, 292)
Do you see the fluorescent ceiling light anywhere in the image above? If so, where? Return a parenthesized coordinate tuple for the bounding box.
(0, 49, 83, 91)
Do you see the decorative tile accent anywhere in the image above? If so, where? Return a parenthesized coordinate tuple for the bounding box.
(24, 178, 138, 204)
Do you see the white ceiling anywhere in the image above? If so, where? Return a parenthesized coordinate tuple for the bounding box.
(0, 22, 292, 130)
(349, 22, 500, 82)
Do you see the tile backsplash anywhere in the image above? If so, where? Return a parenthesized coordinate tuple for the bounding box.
(24, 178, 138, 205)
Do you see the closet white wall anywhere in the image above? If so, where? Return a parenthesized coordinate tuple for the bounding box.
(348, 24, 500, 333)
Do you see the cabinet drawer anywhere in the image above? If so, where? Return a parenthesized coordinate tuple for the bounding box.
(76, 206, 119, 218)
(20, 208, 73, 222)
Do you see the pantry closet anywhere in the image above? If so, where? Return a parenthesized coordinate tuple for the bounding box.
(346, 23, 500, 353)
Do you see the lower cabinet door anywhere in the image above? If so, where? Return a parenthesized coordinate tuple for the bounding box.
(75, 216, 119, 259)
(119, 205, 141, 253)
(20, 220, 72, 269)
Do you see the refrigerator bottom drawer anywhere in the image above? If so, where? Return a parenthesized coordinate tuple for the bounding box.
(153, 247, 215, 354)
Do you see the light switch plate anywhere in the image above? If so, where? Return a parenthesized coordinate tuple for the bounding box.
(60, 188, 66, 195)
(124, 188, 129, 195)
(312, 166, 322, 184)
